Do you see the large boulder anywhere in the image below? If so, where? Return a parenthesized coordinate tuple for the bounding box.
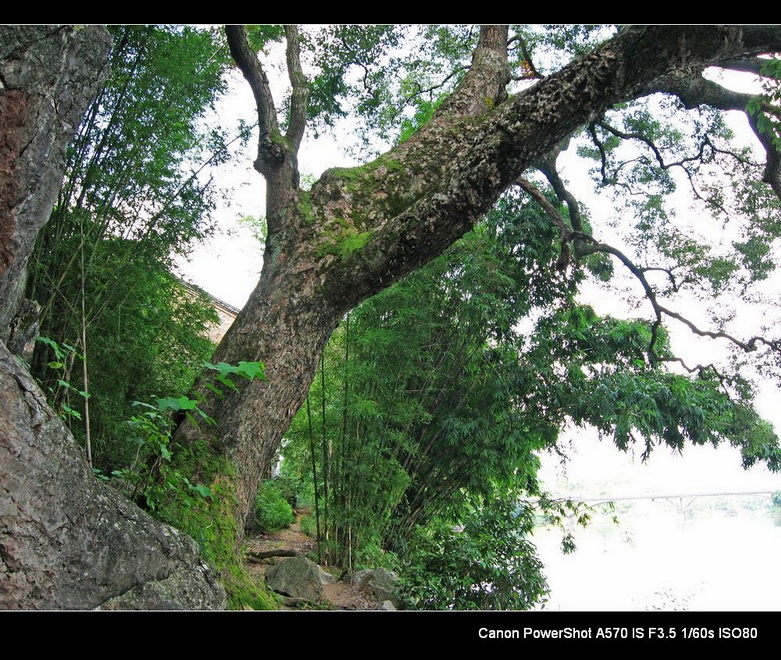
(0, 25, 226, 610)
(351, 568, 400, 606)
(0, 341, 226, 609)
(265, 555, 333, 602)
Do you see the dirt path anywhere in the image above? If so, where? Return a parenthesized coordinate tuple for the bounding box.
(244, 509, 377, 610)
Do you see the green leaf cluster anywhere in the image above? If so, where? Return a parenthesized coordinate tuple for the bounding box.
(254, 479, 296, 534)
(202, 360, 267, 397)
(35, 337, 90, 422)
(399, 500, 548, 610)
(26, 26, 232, 472)
(109, 358, 264, 525)
(747, 57, 781, 151)
(112, 397, 215, 512)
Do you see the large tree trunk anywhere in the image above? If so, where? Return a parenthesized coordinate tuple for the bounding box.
(0, 25, 225, 609)
(174, 25, 781, 548)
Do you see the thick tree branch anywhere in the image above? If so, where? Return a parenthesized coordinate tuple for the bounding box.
(225, 26, 278, 137)
(653, 68, 781, 198)
(284, 25, 308, 153)
(436, 25, 511, 119)
(225, 25, 287, 178)
(309, 26, 781, 311)
(656, 69, 752, 112)
(713, 55, 768, 75)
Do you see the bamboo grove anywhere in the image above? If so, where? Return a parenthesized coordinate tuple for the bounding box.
(280, 190, 776, 607)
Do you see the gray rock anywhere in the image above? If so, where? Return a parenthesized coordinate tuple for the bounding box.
(351, 569, 372, 587)
(318, 565, 336, 585)
(0, 26, 226, 610)
(0, 340, 227, 609)
(265, 556, 327, 602)
(0, 26, 111, 346)
(97, 562, 224, 610)
(351, 567, 400, 605)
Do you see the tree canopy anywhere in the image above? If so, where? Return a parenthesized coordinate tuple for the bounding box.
(183, 25, 781, 533)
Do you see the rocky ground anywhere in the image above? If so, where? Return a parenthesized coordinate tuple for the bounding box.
(243, 509, 378, 610)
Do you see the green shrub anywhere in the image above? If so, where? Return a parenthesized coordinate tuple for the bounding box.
(269, 475, 299, 509)
(300, 513, 317, 537)
(399, 500, 548, 610)
(254, 479, 296, 533)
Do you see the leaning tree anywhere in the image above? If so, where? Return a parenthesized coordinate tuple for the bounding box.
(172, 25, 781, 552)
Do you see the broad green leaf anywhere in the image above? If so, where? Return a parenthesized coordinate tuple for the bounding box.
(156, 396, 200, 412)
(237, 361, 265, 380)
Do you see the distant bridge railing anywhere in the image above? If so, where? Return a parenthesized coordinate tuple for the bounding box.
(543, 490, 777, 505)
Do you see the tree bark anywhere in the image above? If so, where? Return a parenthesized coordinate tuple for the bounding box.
(0, 25, 225, 609)
(175, 25, 781, 547)
(0, 26, 104, 346)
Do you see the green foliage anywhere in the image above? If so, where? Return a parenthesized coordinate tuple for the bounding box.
(282, 181, 780, 608)
(112, 397, 215, 512)
(20, 28, 274, 607)
(399, 500, 548, 610)
(33, 253, 220, 470)
(202, 359, 267, 396)
(254, 479, 296, 533)
(747, 57, 781, 151)
(106, 359, 271, 610)
(295, 25, 481, 149)
(244, 25, 285, 51)
(299, 513, 317, 538)
(532, 25, 616, 62)
(237, 213, 268, 247)
(26, 25, 234, 472)
(303, 25, 405, 138)
(296, 25, 623, 151)
(35, 337, 89, 422)
(579, 93, 781, 300)
(54, 25, 229, 258)
(111, 359, 263, 513)
(283, 191, 571, 598)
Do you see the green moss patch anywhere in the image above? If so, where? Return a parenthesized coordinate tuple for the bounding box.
(157, 441, 278, 610)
